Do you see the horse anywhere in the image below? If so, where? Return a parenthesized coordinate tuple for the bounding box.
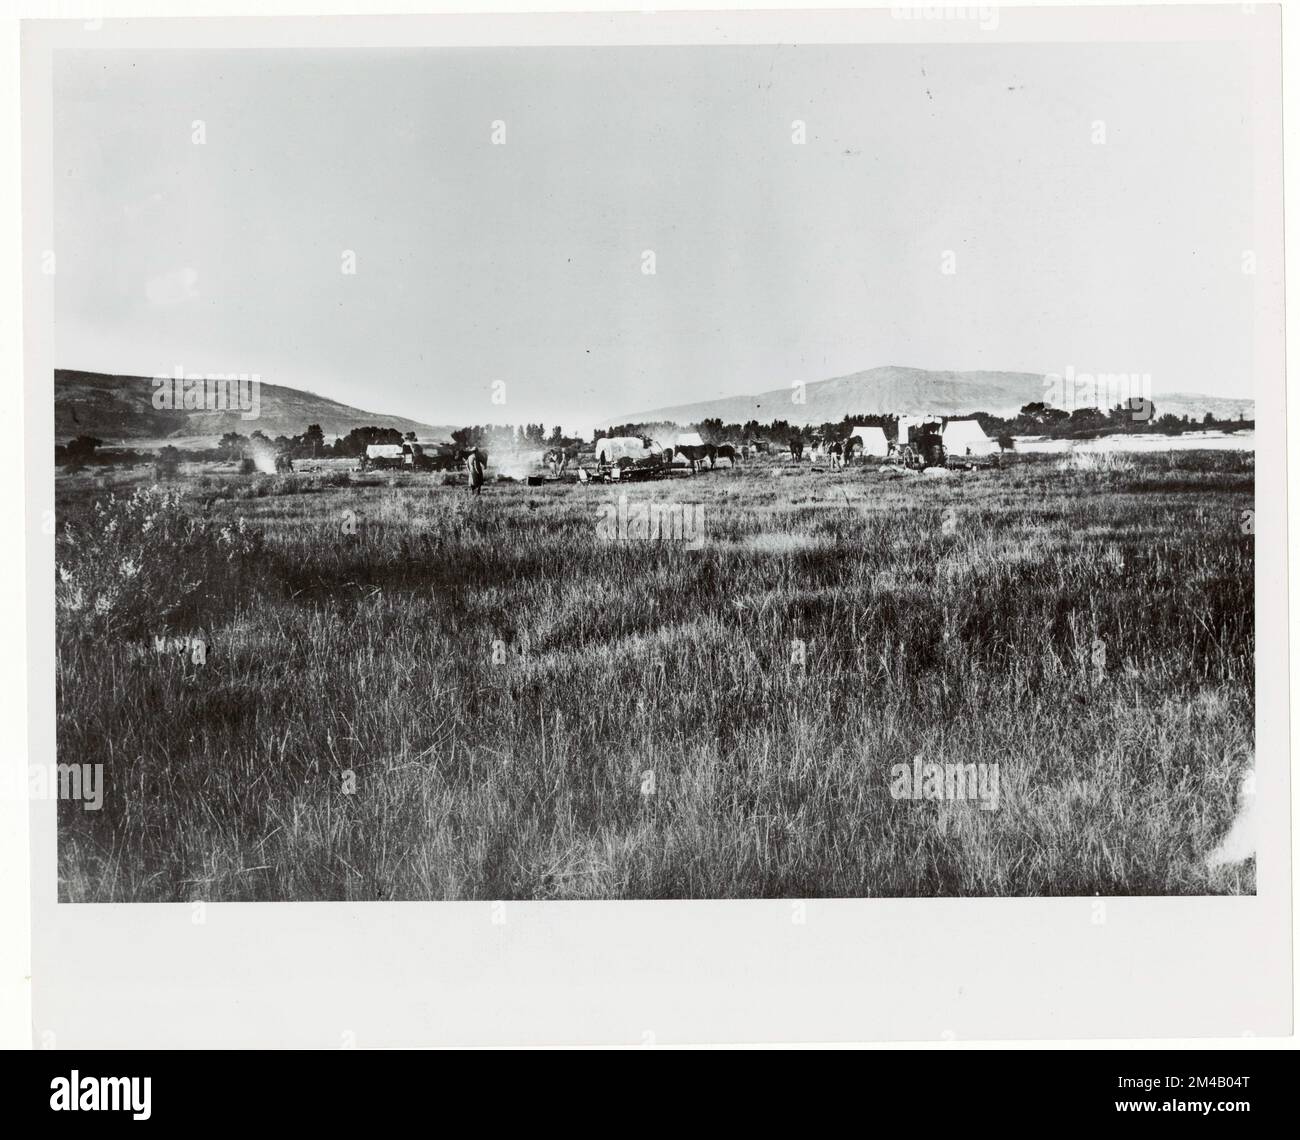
(672, 442, 715, 472)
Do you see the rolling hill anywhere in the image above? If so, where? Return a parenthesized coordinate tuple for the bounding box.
(55, 370, 450, 446)
(612, 365, 1254, 427)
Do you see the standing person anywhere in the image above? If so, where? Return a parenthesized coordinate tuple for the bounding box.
(467, 447, 486, 495)
(469, 448, 486, 494)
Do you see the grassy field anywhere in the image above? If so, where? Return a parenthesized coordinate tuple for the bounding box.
(54, 450, 1255, 900)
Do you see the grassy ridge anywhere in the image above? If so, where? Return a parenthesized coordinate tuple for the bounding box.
(55, 452, 1255, 899)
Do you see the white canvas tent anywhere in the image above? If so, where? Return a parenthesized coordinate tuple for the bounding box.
(666, 431, 706, 466)
(364, 444, 404, 461)
(849, 425, 889, 457)
(942, 418, 998, 457)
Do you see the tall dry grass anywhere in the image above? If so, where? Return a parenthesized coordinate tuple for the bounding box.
(55, 453, 1255, 899)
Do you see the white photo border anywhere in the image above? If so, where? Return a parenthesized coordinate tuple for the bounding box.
(21, 5, 1290, 1047)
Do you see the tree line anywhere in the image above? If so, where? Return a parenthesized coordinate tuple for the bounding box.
(57, 401, 1254, 470)
(57, 421, 589, 467)
(606, 402, 1253, 448)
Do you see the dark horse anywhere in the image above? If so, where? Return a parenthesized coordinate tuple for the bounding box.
(789, 437, 805, 461)
(671, 442, 714, 472)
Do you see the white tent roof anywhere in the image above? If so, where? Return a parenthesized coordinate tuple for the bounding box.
(896, 415, 923, 441)
(365, 444, 404, 459)
(597, 437, 651, 462)
(673, 431, 705, 448)
(849, 425, 890, 456)
(942, 419, 997, 455)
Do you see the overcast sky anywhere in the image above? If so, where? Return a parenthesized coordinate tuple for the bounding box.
(54, 42, 1256, 435)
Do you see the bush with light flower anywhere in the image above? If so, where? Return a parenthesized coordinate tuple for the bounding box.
(56, 485, 263, 639)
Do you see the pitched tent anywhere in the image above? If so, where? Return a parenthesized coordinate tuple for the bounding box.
(666, 431, 706, 466)
(942, 418, 998, 457)
(365, 444, 404, 461)
(849, 425, 889, 457)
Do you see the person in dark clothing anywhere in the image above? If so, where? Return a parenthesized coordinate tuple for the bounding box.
(466, 448, 486, 494)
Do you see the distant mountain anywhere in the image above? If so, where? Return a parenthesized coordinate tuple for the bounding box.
(612, 365, 1254, 427)
(55, 370, 451, 446)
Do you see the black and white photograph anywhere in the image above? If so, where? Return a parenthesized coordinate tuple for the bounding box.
(11, 2, 1293, 1058)
(46, 23, 1266, 904)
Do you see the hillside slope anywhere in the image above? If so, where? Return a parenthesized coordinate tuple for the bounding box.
(613, 365, 1254, 426)
(55, 370, 449, 445)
